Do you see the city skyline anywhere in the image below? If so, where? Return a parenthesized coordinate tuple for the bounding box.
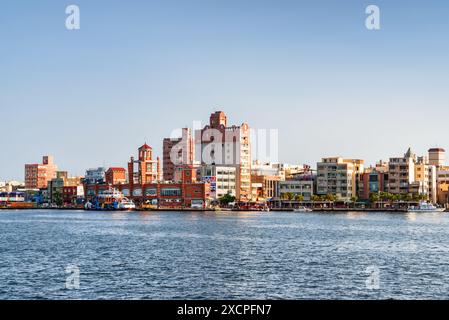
(2, 0, 449, 180)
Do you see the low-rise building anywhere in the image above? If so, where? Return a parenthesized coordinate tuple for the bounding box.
(199, 164, 237, 200)
(84, 167, 106, 185)
(48, 172, 83, 204)
(279, 179, 313, 201)
(358, 163, 389, 200)
(105, 167, 127, 185)
(85, 163, 210, 209)
(63, 185, 85, 205)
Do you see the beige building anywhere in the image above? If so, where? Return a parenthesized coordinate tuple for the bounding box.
(412, 156, 437, 203)
(429, 148, 445, 167)
(388, 148, 416, 195)
(316, 157, 364, 201)
(251, 174, 281, 200)
(388, 148, 437, 202)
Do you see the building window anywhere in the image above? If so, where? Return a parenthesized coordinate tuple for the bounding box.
(145, 188, 157, 196)
(161, 188, 182, 196)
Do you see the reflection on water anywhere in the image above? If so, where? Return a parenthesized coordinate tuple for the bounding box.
(0, 210, 449, 299)
(345, 212, 368, 219)
(406, 212, 417, 221)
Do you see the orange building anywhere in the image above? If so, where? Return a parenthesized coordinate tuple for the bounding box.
(128, 144, 160, 186)
(105, 167, 127, 185)
(25, 155, 58, 189)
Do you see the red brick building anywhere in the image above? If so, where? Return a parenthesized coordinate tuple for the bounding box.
(62, 185, 84, 205)
(84, 145, 210, 208)
(105, 167, 126, 185)
(358, 170, 388, 200)
(85, 181, 210, 209)
(196, 111, 252, 202)
(128, 144, 160, 185)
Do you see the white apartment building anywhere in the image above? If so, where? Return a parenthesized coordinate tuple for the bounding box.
(200, 164, 237, 200)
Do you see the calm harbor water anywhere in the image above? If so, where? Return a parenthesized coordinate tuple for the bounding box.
(1, 209, 449, 299)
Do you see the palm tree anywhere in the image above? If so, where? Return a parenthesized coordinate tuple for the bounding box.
(294, 194, 304, 202)
(284, 192, 294, 201)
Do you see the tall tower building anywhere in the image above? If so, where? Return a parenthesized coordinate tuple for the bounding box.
(128, 144, 160, 186)
(196, 111, 251, 202)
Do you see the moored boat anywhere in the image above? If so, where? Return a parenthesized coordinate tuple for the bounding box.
(85, 188, 135, 211)
(293, 206, 313, 213)
(408, 202, 445, 213)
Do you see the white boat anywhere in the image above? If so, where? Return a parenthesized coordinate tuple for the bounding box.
(118, 198, 136, 210)
(86, 188, 135, 210)
(408, 202, 445, 213)
(293, 206, 313, 213)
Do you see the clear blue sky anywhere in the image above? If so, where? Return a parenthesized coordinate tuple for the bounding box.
(1, 0, 449, 180)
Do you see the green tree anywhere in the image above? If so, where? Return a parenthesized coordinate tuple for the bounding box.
(369, 192, 380, 203)
(53, 191, 63, 207)
(219, 193, 236, 206)
(294, 194, 304, 202)
(282, 192, 294, 201)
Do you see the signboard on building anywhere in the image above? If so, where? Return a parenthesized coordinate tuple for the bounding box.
(201, 176, 216, 198)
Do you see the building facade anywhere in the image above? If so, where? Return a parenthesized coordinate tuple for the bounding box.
(199, 164, 237, 200)
(127, 144, 161, 187)
(387, 148, 437, 202)
(84, 167, 106, 185)
(387, 148, 416, 195)
(279, 179, 314, 201)
(24, 155, 58, 189)
(358, 167, 389, 200)
(105, 167, 127, 185)
(196, 111, 251, 202)
(316, 157, 364, 201)
(429, 148, 445, 167)
(162, 128, 194, 181)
